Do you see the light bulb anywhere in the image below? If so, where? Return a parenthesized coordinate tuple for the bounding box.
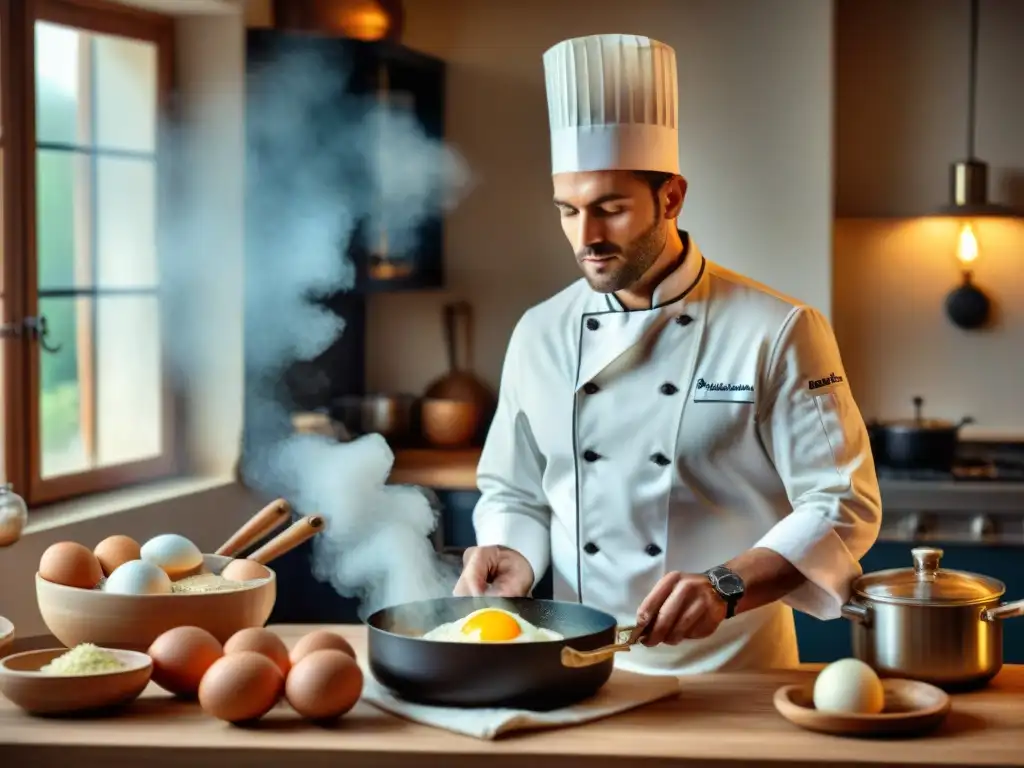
(332, 0, 391, 41)
(956, 222, 979, 269)
(944, 219, 990, 330)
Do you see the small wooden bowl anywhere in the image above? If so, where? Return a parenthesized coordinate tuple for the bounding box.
(36, 554, 276, 651)
(0, 616, 13, 658)
(0, 647, 152, 715)
(774, 678, 951, 737)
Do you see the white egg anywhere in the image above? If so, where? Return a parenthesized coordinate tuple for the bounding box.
(104, 559, 172, 595)
(813, 657, 885, 714)
(420, 607, 564, 644)
(140, 533, 203, 579)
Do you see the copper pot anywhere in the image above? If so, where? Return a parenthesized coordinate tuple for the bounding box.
(420, 398, 481, 448)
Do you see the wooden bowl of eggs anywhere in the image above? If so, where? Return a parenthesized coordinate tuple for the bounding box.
(35, 535, 277, 652)
(34, 504, 322, 652)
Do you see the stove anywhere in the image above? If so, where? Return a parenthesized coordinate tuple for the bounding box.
(876, 444, 1024, 546)
(876, 455, 1024, 483)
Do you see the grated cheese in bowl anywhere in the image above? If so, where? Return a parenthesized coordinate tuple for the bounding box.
(39, 643, 127, 676)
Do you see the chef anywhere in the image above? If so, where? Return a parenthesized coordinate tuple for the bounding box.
(454, 33, 882, 675)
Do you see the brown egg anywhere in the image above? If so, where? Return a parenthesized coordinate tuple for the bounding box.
(220, 558, 269, 582)
(38, 541, 103, 589)
(148, 626, 224, 698)
(285, 649, 363, 721)
(223, 627, 290, 676)
(198, 651, 284, 723)
(93, 535, 142, 576)
(289, 629, 356, 664)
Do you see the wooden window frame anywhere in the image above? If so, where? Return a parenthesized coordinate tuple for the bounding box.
(2, 0, 179, 508)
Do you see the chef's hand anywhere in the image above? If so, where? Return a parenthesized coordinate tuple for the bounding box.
(453, 545, 534, 597)
(636, 571, 727, 646)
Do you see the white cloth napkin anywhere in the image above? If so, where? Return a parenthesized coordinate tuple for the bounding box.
(360, 668, 681, 739)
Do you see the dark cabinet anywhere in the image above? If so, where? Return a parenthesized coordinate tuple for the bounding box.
(436, 490, 554, 599)
(245, 29, 446, 293)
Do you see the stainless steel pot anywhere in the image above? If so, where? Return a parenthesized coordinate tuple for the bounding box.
(332, 394, 418, 443)
(841, 547, 1024, 689)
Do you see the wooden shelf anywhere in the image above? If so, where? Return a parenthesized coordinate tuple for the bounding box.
(389, 448, 481, 490)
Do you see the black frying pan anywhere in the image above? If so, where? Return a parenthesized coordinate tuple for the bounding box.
(366, 596, 631, 710)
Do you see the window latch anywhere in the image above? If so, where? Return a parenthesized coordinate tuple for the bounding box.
(0, 316, 62, 354)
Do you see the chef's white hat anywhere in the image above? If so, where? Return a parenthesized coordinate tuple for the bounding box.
(543, 34, 679, 175)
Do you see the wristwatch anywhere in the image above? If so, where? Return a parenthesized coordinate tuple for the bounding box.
(704, 565, 745, 619)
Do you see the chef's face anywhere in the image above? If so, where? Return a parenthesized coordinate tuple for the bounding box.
(552, 170, 686, 293)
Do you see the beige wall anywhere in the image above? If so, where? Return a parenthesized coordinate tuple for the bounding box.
(172, 12, 246, 474)
(361, 0, 835, 394)
(833, 0, 1024, 438)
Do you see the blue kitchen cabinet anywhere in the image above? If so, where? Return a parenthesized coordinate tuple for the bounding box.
(267, 537, 364, 626)
(438, 489, 555, 598)
(246, 29, 447, 293)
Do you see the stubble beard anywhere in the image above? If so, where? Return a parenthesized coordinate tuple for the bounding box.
(581, 217, 668, 294)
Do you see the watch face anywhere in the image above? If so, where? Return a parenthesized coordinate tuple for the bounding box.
(714, 572, 745, 596)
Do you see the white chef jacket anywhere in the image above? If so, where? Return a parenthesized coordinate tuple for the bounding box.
(472, 232, 882, 676)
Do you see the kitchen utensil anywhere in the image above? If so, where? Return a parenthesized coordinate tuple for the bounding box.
(867, 396, 972, 471)
(773, 678, 950, 737)
(0, 483, 28, 548)
(0, 616, 13, 658)
(246, 514, 324, 563)
(216, 498, 292, 557)
(34, 516, 323, 651)
(422, 301, 495, 445)
(332, 393, 418, 442)
(0, 647, 152, 716)
(420, 398, 480, 448)
(560, 624, 649, 668)
(841, 546, 1024, 689)
(291, 411, 350, 441)
(367, 596, 623, 710)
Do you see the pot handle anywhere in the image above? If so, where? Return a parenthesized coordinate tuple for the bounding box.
(981, 599, 1024, 622)
(956, 416, 975, 429)
(841, 601, 871, 626)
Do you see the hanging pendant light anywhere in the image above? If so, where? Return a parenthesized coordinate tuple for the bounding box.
(936, 0, 1018, 331)
(933, 0, 1016, 218)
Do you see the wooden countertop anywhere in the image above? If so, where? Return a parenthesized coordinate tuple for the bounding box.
(3, 625, 1023, 768)
(390, 448, 481, 490)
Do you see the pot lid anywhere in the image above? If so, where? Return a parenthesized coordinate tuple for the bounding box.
(854, 547, 1005, 605)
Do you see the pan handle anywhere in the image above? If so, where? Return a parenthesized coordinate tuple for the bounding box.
(559, 624, 648, 669)
(981, 599, 1024, 622)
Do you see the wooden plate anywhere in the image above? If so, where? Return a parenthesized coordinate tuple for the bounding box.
(0, 647, 152, 716)
(774, 678, 951, 737)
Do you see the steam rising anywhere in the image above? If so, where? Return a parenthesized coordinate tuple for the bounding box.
(225, 44, 470, 619)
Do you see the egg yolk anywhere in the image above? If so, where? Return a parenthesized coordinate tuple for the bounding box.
(460, 610, 522, 642)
